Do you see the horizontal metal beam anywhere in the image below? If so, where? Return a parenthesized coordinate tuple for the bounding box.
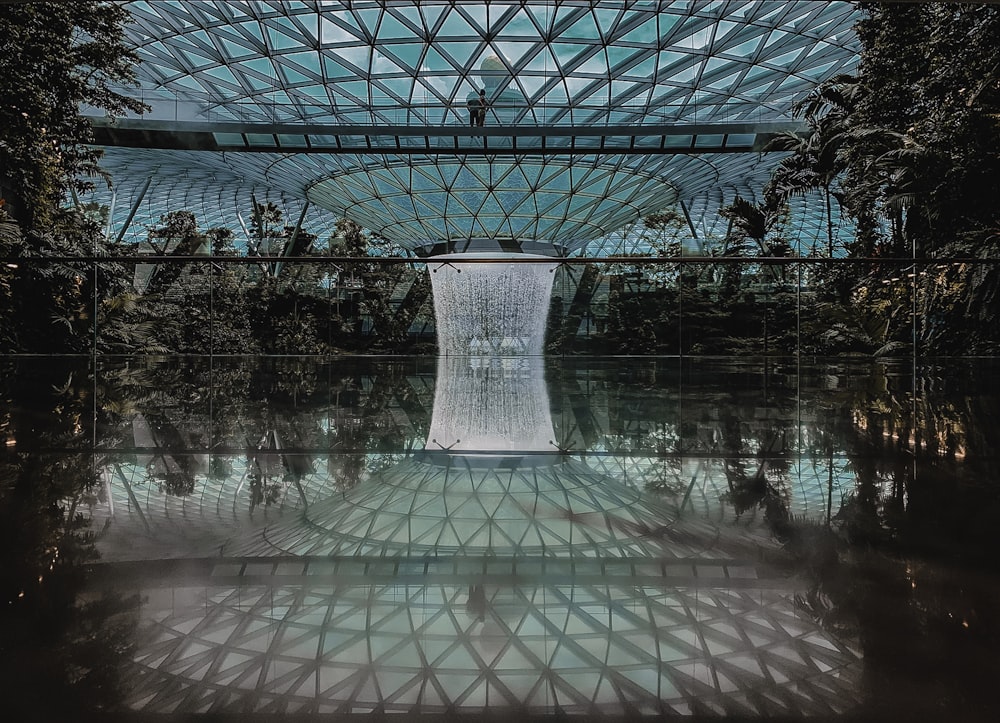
(3, 254, 992, 265)
(89, 116, 803, 156)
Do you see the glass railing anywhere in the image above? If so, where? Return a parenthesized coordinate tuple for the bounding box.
(3, 255, 996, 358)
(87, 86, 797, 128)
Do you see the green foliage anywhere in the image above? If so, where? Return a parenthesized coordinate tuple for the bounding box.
(90, 210, 437, 355)
(849, 4, 1000, 353)
(0, 1, 147, 230)
(330, 218, 426, 349)
(641, 207, 685, 233)
(0, 2, 150, 354)
(750, 5, 1000, 354)
(720, 197, 791, 257)
(0, 205, 138, 354)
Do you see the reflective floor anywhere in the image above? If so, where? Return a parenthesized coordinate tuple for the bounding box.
(3, 355, 1000, 720)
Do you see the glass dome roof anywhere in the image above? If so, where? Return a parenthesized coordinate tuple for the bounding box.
(124, 0, 858, 126)
(91, 1, 861, 252)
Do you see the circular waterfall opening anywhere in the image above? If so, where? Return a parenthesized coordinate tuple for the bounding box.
(427, 252, 558, 356)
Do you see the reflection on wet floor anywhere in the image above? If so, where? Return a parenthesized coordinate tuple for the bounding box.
(3, 356, 1000, 718)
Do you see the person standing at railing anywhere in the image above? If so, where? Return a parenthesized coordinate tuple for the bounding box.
(467, 88, 487, 126)
(478, 89, 489, 127)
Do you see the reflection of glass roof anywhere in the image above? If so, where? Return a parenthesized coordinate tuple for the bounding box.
(230, 456, 706, 559)
(120, 563, 860, 716)
(90, 2, 861, 252)
(82, 352, 864, 714)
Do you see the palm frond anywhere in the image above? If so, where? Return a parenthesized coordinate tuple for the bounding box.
(0, 219, 21, 246)
(762, 130, 807, 153)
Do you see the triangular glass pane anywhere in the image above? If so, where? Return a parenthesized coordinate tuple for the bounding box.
(502, 6, 535, 36)
(203, 65, 239, 86)
(281, 65, 315, 87)
(460, 3, 488, 34)
(493, 41, 535, 67)
(564, 10, 601, 41)
(766, 48, 803, 68)
(377, 12, 412, 41)
(594, 6, 623, 36)
(391, 6, 422, 32)
(742, 63, 773, 82)
(515, 73, 547, 99)
(657, 49, 692, 74)
(421, 47, 453, 72)
(320, 14, 364, 47)
(607, 44, 644, 71)
(268, 23, 303, 51)
(623, 55, 657, 80)
(387, 43, 424, 73)
(707, 69, 742, 92)
(322, 53, 354, 80)
(725, 33, 766, 59)
(611, 79, 642, 102)
(799, 59, 838, 82)
(762, 28, 790, 51)
(440, 9, 479, 38)
(217, 35, 254, 60)
(419, 4, 446, 32)
(351, 8, 381, 37)
(374, 76, 413, 104)
(372, 50, 409, 78)
(523, 45, 558, 73)
(550, 644, 592, 671)
(291, 12, 318, 44)
(236, 21, 265, 45)
(187, 28, 213, 50)
(443, 42, 482, 69)
(282, 48, 321, 75)
(551, 42, 591, 67)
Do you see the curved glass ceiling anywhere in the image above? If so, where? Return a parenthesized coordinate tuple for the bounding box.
(307, 158, 679, 245)
(125, 0, 858, 126)
(91, 1, 861, 251)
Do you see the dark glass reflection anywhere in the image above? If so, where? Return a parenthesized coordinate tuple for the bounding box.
(3, 356, 1000, 718)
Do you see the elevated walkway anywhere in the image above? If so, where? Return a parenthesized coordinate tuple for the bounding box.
(89, 116, 803, 156)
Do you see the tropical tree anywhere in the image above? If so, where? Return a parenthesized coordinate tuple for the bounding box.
(331, 219, 429, 349)
(0, 1, 147, 353)
(764, 76, 857, 258)
(756, 5, 1000, 354)
(717, 195, 791, 292)
(719, 196, 790, 259)
(0, 1, 147, 230)
(848, 3, 1000, 353)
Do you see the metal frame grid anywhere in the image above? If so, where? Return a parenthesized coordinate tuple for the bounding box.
(89, 1, 861, 253)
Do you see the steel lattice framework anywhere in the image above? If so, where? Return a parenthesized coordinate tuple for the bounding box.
(86, 358, 864, 716)
(119, 561, 859, 716)
(91, 1, 861, 253)
(92, 450, 861, 716)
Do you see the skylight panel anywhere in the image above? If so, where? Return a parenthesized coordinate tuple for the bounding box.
(563, 10, 602, 42)
(439, 10, 479, 39)
(500, 6, 535, 38)
(265, 17, 303, 51)
(618, 20, 659, 46)
(376, 12, 411, 42)
(351, 7, 381, 38)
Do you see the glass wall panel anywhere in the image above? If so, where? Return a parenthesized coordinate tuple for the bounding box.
(9, 255, 999, 361)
